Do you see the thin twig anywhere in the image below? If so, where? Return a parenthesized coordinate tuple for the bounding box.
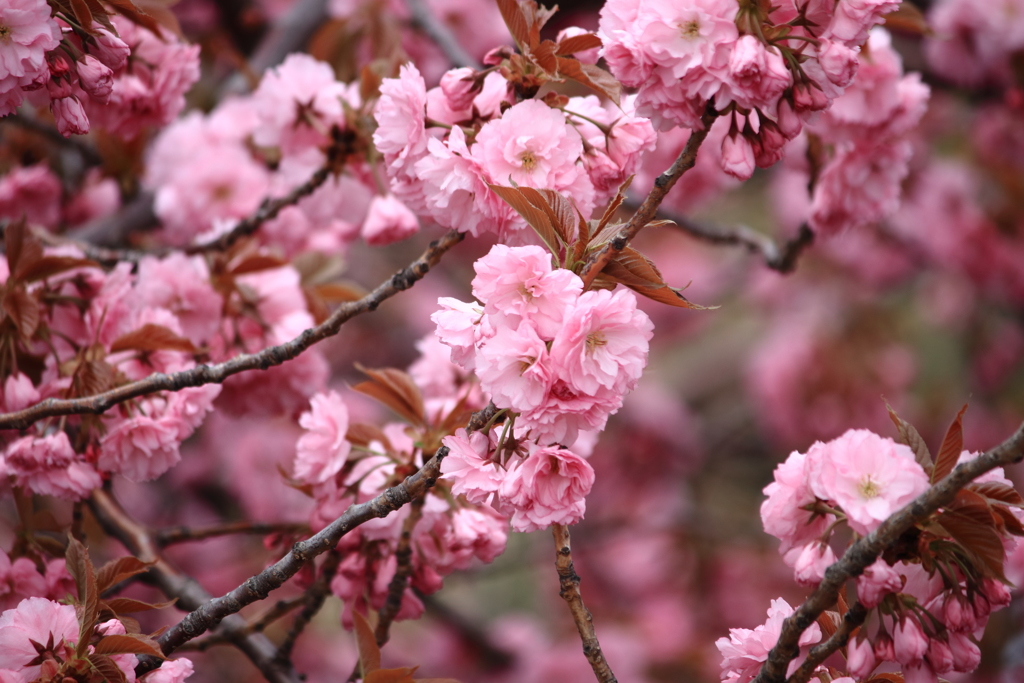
(375, 494, 426, 646)
(579, 104, 718, 289)
(155, 522, 310, 547)
(786, 601, 868, 683)
(552, 524, 617, 683)
(66, 191, 158, 248)
(403, 0, 480, 69)
(657, 210, 815, 274)
(273, 549, 344, 665)
(752, 420, 1024, 683)
(88, 488, 301, 683)
(1, 114, 103, 167)
(141, 403, 498, 671)
(0, 229, 465, 430)
(178, 596, 308, 651)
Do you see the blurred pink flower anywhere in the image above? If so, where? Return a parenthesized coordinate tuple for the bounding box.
(295, 391, 351, 485)
(499, 445, 594, 532)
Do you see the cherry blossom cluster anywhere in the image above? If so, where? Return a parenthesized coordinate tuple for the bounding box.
(598, 0, 901, 181)
(430, 244, 653, 531)
(0, 0, 199, 139)
(374, 64, 656, 240)
(0, 232, 329, 499)
(749, 428, 1024, 683)
(291, 374, 506, 626)
(924, 0, 1024, 88)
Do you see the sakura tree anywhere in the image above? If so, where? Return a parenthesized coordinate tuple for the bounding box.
(1, 0, 1023, 681)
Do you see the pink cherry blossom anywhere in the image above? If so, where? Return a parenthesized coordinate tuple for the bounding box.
(498, 445, 594, 532)
(374, 63, 429, 213)
(761, 449, 834, 555)
(0, 597, 79, 679)
(0, 0, 60, 116)
(549, 288, 653, 396)
(0, 551, 47, 613)
(807, 429, 929, 535)
(145, 658, 195, 683)
(791, 542, 836, 586)
(0, 164, 62, 229)
(716, 598, 821, 683)
(77, 55, 113, 103)
(294, 391, 351, 485)
(361, 194, 420, 246)
(3, 433, 101, 500)
(476, 324, 553, 415)
(440, 428, 503, 504)
(856, 557, 903, 608)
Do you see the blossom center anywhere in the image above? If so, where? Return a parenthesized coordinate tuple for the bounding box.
(520, 151, 538, 170)
(211, 184, 234, 200)
(858, 476, 881, 499)
(586, 331, 607, 353)
(0, 25, 10, 41)
(517, 355, 537, 375)
(680, 19, 701, 39)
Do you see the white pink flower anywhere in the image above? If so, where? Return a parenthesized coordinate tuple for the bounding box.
(716, 598, 821, 683)
(498, 445, 595, 532)
(440, 428, 503, 504)
(361, 194, 419, 246)
(0, 0, 60, 116)
(2, 433, 101, 500)
(294, 391, 351, 485)
(0, 597, 79, 679)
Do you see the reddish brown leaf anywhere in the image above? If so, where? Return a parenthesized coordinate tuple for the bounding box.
(74, 357, 116, 397)
(353, 365, 425, 427)
(66, 537, 99, 657)
(883, 3, 931, 35)
(933, 404, 968, 483)
(2, 287, 40, 340)
(102, 597, 174, 614)
(133, 0, 183, 37)
(366, 669, 420, 683)
(229, 254, 288, 275)
(97, 556, 154, 594)
(110, 324, 197, 354)
(816, 610, 839, 641)
(496, 0, 531, 49)
(19, 256, 99, 283)
(517, 187, 576, 244)
(604, 247, 664, 286)
(88, 653, 128, 683)
(70, 0, 95, 28)
(521, 0, 556, 47)
(93, 634, 166, 658)
(556, 58, 622, 104)
(530, 40, 558, 73)
(489, 185, 561, 255)
(313, 282, 367, 302)
(971, 481, 1024, 506)
(103, 0, 164, 36)
(5, 219, 27, 278)
(353, 610, 381, 675)
(866, 675, 904, 683)
(556, 33, 602, 56)
(346, 422, 390, 448)
(886, 403, 932, 476)
(939, 508, 1007, 579)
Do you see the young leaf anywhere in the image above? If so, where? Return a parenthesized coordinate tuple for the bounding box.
(110, 324, 197, 354)
(93, 633, 166, 658)
(939, 508, 1006, 580)
(886, 403, 932, 476)
(229, 254, 288, 275)
(529, 40, 558, 73)
(97, 556, 155, 594)
(353, 610, 381, 676)
(932, 404, 968, 483)
(992, 506, 1024, 536)
(88, 653, 128, 683)
(555, 58, 622, 104)
(66, 537, 100, 657)
(102, 597, 175, 614)
(970, 481, 1024, 506)
(488, 185, 562, 255)
(556, 32, 602, 56)
(518, 187, 577, 244)
(366, 668, 419, 683)
(496, 0, 531, 49)
(19, 256, 98, 283)
(353, 365, 425, 427)
(346, 422, 391, 449)
(2, 287, 40, 340)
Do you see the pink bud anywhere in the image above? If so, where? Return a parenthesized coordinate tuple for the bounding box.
(893, 617, 928, 666)
(440, 68, 478, 112)
(942, 594, 972, 631)
(361, 194, 419, 246)
(793, 81, 830, 113)
(752, 122, 786, 169)
(793, 542, 835, 586)
(77, 55, 113, 103)
(874, 632, 895, 662)
(776, 98, 802, 139)
(818, 40, 860, 88)
(847, 636, 876, 679)
(981, 578, 1011, 610)
(46, 76, 73, 99)
(91, 28, 131, 71)
(948, 632, 981, 672)
(720, 134, 755, 180)
(902, 663, 939, 683)
(51, 97, 90, 137)
(925, 638, 954, 674)
(856, 558, 903, 609)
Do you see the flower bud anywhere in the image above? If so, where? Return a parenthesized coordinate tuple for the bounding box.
(926, 638, 954, 674)
(440, 68, 478, 112)
(948, 632, 981, 672)
(818, 40, 860, 88)
(361, 194, 419, 246)
(893, 617, 928, 666)
(91, 28, 130, 71)
(720, 133, 755, 180)
(874, 632, 895, 662)
(856, 558, 903, 608)
(793, 542, 835, 586)
(776, 98, 802, 139)
(51, 97, 90, 137)
(77, 55, 113, 103)
(847, 636, 876, 679)
(942, 594, 972, 632)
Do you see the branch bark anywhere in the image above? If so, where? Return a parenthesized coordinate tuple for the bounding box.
(146, 402, 498, 666)
(88, 488, 301, 683)
(273, 549, 343, 665)
(786, 601, 867, 683)
(374, 493, 425, 646)
(552, 524, 617, 683)
(664, 215, 815, 274)
(579, 104, 718, 289)
(752, 420, 1024, 683)
(0, 229, 465, 430)
(155, 522, 310, 547)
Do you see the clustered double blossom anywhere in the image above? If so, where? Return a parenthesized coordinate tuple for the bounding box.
(374, 64, 656, 240)
(598, 0, 905, 185)
(722, 428, 1024, 683)
(432, 244, 654, 531)
(0, 0, 199, 138)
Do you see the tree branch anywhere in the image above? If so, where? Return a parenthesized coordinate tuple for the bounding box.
(144, 403, 498, 667)
(579, 104, 718, 289)
(663, 213, 815, 274)
(552, 524, 617, 683)
(374, 493, 425, 646)
(403, 0, 480, 69)
(177, 596, 307, 651)
(752, 420, 1024, 683)
(155, 522, 310, 547)
(87, 488, 301, 683)
(0, 229, 465, 430)
(786, 601, 867, 683)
